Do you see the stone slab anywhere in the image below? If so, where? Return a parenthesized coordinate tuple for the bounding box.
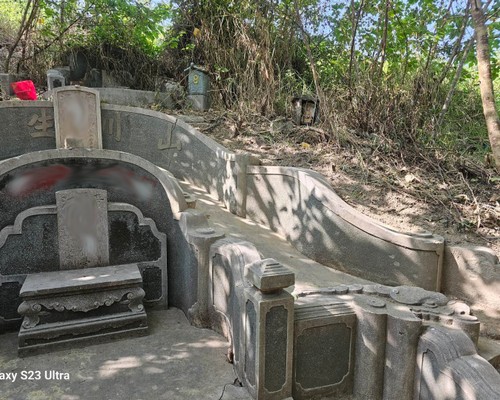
(20, 264, 142, 297)
(56, 189, 110, 269)
(293, 302, 356, 399)
(18, 263, 147, 355)
(0, 102, 55, 160)
(18, 312, 148, 356)
(53, 86, 103, 149)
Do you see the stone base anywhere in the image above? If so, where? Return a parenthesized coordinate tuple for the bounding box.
(17, 264, 148, 356)
(18, 312, 148, 356)
(187, 94, 210, 111)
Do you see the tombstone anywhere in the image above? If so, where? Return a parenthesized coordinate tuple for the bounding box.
(185, 64, 210, 111)
(47, 71, 65, 91)
(53, 86, 103, 149)
(47, 67, 70, 85)
(84, 68, 103, 88)
(292, 96, 319, 125)
(56, 189, 110, 269)
(68, 51, 88, 81)
(0, 73, 18, 96)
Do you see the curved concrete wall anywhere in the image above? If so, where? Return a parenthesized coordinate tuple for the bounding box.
(1, 101, 498, 304)
(246, 166, 445, 291)
(0, 102, 246, 214)
(0, 149, 198, 330)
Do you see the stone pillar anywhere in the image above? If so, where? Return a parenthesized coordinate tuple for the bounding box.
(243, 259, 295, 400)
(209, 238, 262, 377)
(383, 315, 422, 400)
(353, 304, 387, 400)
(233, 154, 249, 218)
(179, 210, 224, 327)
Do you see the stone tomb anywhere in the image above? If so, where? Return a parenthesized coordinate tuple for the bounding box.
(16, 189, 148, 354)
(0, 86, 499, 397)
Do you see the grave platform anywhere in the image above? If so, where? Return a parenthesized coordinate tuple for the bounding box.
(18, 264, 148, 356)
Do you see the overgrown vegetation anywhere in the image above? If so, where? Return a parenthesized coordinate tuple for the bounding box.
(0, 0, 499, 243)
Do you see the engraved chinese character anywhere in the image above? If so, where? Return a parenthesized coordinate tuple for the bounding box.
(158, 122, 182, 151)
(103, 113, 122, 142)
(28, 109, 55, 138)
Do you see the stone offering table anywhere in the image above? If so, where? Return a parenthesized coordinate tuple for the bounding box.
(17, 264, 147, 355)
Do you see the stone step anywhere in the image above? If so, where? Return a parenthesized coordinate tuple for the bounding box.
(478, 336, 500, 368)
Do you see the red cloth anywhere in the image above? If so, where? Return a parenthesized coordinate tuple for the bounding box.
(11, 80, 37, 100)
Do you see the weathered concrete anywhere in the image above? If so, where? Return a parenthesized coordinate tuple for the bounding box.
(442, 245, 500, 337)
(17, 264, 147, 355)
(414, 326, 500, 400)
(1, 308, 252, 400)
(246, 166, 445, 291)
(98, 87, 175, 108)
(0, 149, 191, 332)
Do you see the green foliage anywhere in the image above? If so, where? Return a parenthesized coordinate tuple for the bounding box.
(0, 0, 498, 161)
(0, 0, 27, 44)
(85, 0, 172, 56)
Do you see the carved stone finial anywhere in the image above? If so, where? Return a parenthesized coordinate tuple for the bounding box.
(246, 258, 295, 293)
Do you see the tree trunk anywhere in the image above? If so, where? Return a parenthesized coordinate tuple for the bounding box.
(469, 0, 500, 170)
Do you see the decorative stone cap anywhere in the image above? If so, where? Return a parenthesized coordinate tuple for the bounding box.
(246, 258, 295, 293)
